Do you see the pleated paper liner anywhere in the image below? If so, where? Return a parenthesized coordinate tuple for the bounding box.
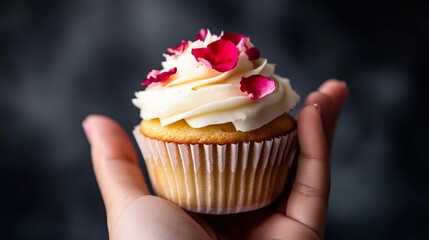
(133, 127, 297, 214)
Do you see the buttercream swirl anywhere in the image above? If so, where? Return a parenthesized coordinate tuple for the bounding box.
(132, 30, 300, 132)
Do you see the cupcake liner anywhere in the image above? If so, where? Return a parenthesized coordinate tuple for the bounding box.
(133, 127, 297, 214)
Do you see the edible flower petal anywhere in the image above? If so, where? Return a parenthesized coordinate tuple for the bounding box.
(195, 28, 208, 41)
(167, 40, 188, 55)
(142, 67, 177, 86)
(240, 75, 276, 100)
(245, 47, 260, 60)
(221, 32, 249, 52)
(221, 32, 246, 46)
(222, 32, 260, 60)
(191, 39, 239, 72)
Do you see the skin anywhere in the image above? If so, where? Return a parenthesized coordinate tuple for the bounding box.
(83, 79, 348, 240)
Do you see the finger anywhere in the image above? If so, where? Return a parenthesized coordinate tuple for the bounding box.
(285, 104, 329, 238)
(83, 115, 149, 215)
(305, 91, 333, 147)
(305, 79, 347, 150)
(318, 79, 348, 147)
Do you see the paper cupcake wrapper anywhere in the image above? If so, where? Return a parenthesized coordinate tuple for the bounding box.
(133, 127, 297, 214)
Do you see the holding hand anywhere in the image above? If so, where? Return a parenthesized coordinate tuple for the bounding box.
(83, 79, 347, 240)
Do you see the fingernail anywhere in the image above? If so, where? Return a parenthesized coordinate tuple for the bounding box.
(312, 103, 322, 115)
(339, 81, 349, 95)
(82, 118, 92, 142)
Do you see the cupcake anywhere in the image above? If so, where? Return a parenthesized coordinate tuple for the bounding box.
(132, 29, 300, 214)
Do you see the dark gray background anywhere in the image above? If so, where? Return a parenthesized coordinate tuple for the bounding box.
(1, 0, 428, 239)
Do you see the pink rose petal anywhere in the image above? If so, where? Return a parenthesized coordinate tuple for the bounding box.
(245, 47, 260, 60)
(221, 32, 246, 46)
(167, 40, 188, 55)
(195, 57, 212, 69)
(240, 75, 276, 100)
(142, 67, 177, 86)
(195, 28, 208, 41)
(191, 39, 239, 72)
(222, 32, 260, 59)
(222, 33, 249, 52)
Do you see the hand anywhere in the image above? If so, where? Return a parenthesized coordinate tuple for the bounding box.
(83, 79, 348, 240)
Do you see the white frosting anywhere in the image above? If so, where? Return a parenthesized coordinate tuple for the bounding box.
(132, 30, 300, 132)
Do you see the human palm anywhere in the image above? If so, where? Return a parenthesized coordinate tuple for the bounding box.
(83, 80, 347, 239)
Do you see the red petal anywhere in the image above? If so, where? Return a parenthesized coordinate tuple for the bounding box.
(221, 32, 246, 45)
(195, 28, 208, 41)
(222, 32, 252, 52)
(142, 67, 177, 85)
(167, 40, 188, 55)
(195, 57, 212, 69)
(146, 69, 160, 79)
(240, 75, 276, 100)
(191, 39, 238, 72)
(245, 47, 260, 60)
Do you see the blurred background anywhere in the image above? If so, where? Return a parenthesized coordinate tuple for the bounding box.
(1, 0, 428, 239)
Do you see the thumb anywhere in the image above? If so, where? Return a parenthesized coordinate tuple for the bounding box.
(83, 115, 149, 216)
